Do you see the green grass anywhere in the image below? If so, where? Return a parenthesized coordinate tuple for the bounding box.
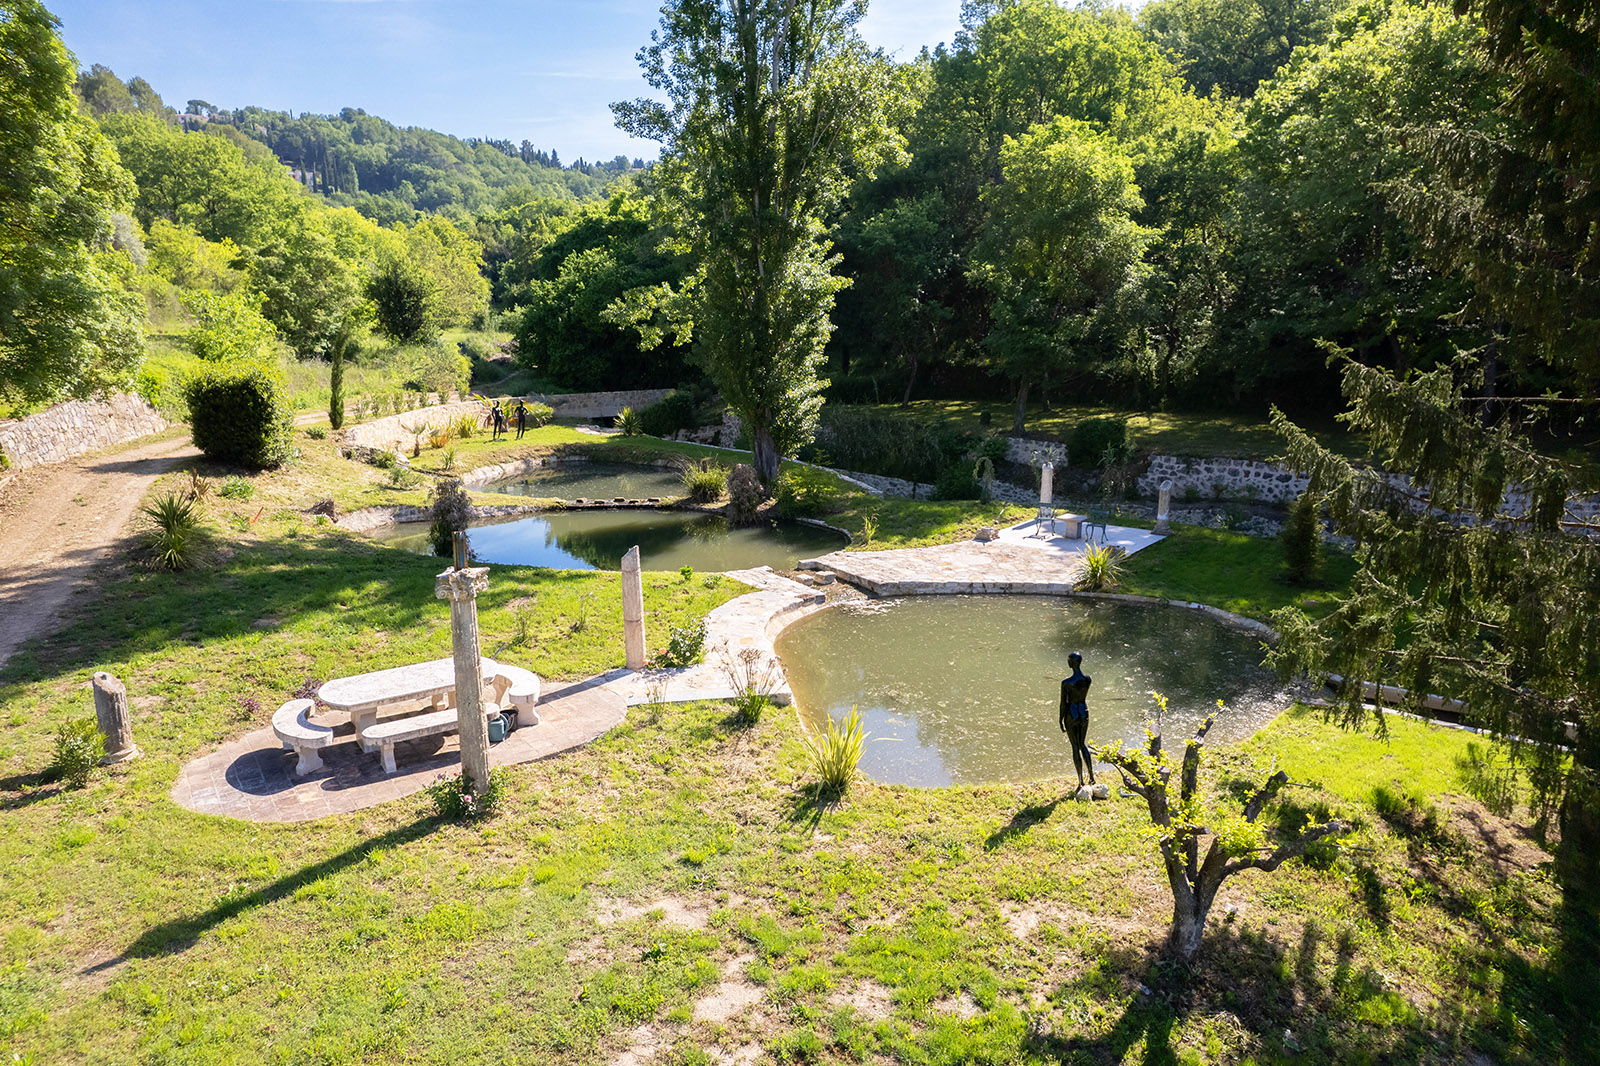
(855, 399, 1365, 461)
(1121, 523, 1358, 620)
(0, 418, 1578, 1065)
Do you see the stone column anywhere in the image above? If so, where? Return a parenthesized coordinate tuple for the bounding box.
(435, 557, 492, 791)
(1040, 463, 1054, 505)
(92, 672, 138, 764)
(621, 545, 646, 670)
(1154, 479, 1173, 535)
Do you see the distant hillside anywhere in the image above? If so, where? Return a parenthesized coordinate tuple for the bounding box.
(75, 65, 642, 222)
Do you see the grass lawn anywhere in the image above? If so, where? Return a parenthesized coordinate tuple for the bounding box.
(852, 401, 1366, 461)
(1120, 524, 1358, 621)
(0, 425, 1580, 1064)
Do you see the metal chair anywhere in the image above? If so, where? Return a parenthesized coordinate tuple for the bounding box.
(1085, 509, 1110, 546)
(1032, 502, 1057, 538)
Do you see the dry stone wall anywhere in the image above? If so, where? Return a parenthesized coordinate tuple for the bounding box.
(1138, 455, 1308, 502)
(0, 394, 170, 470)
(341, 389, 675, 458)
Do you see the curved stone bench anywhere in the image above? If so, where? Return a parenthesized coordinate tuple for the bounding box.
(362, 703, 500, 774)
(489, 663, 541, 725)
(272, 699, 335, 776)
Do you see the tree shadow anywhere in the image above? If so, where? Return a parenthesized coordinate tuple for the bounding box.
(0, 769, 66, 810)
(88, 814, 439, 973)
(984, 795, 1071, 851)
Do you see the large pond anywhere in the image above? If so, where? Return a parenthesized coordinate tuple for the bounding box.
(775, 595, 1291, 787)
(483, 462, 685, 501)
(372, 509, 844, 572)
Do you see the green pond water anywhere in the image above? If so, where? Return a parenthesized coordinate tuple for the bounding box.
(775, 595, 1290, 787)
(372, 508, 844, 572)
(484, 462, 684, 501)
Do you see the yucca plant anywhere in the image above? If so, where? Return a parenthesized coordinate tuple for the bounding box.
(1079, 543, 1123, 591)
(805, 705, 870, 796)
(141, 492, 201, 570)
(616, 406, 643, 436)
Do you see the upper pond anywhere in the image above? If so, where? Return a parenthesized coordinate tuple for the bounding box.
(372, 509, 845, 572)
(483, 462, 685, 501)
(775, 595, 1290, 787)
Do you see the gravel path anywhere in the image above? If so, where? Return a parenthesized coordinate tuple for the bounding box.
(0, 431, 198, 670)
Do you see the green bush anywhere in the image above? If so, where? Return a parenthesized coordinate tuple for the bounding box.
(305, 425, 327, 440)
(616, 406, 643, 436)
(219, 476, 254, 500)
(50, 717, 104, 789)
(427, 767, 509, 820)
(520, 401, 554, 428)
(775, 467, 840, 517)
(428, 478, 473, 557)
(681, 462, 727, 503)
(638, 392, 697, 438)
(141, 492, 201, 570)
(405, 341, 470, 397)
(183, 361, 295, 469)
(1281, 491, 1325, 585)
(934, 463, 980, 500)
(649, 621, 707, 668)
(1071, 417, 1133, 467)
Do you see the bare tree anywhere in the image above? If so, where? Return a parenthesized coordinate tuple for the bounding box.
(1095, 696, 1351, 962)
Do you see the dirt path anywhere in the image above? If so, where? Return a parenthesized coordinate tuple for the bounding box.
(0, 433, 199, 670)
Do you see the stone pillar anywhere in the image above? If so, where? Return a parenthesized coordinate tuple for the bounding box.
(1040, 463, 1054, 505)
(92, 672, 138, 764)
(621, 545, 646, 670)
(1154, 479, 1173, 535)
(435, 559, 492, 791)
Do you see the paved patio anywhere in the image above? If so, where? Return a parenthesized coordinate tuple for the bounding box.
(799, 519, 1163, 596)
(169, 678, 624, 822)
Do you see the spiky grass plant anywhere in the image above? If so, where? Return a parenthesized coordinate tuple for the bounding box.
(805, 705, 869, 796)
(616, 406, 643, 436)
(141, 492, 201, 571)
(680, 463, 728, 502)
(1079, 543, 1123, 591)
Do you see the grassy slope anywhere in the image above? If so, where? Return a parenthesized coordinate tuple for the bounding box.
(1120, 524, 1358, 621)
(0, 431, 1574, 1064)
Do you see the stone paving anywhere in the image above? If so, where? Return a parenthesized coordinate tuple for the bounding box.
(169, 678, 624, 822)
(798, 519, 1163, 596)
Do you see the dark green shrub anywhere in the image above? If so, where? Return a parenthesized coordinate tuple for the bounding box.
(934, 463, 980, 500)
(681, 462, 728, 503)
(428, 478, 473, 557)
(726, 464, 763, 525)
(183, 361, 295, 469)
(774, 467, 840, 518)
(638, 392, 697, 437)
(1281, 491, 1324, 585)
(522, 402, 554, 428)
(50, 717, 104, 788)
(427, 767, 509, 819)
(1071, 417, 1132, 467)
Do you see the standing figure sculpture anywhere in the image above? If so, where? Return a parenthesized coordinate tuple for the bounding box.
(1059, 651, 1095, 786)
(491, 400, 507, 441)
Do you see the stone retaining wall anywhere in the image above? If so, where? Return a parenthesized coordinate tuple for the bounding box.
(342, 390, 676, 459)
(0, 393, 170, 470)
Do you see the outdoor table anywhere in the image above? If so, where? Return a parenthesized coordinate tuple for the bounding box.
(317, 656, 501, 752)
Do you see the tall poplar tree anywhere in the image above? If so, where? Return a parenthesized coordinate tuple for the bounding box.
(611, 0, 905, 484)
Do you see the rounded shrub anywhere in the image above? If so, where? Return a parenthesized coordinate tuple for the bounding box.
(934, 464, 980, 500)
(726, 464, 763, 525)
(1070, 417, 1132, 467)
(183, 362, 295, 469)
(638, 392, 698, 438)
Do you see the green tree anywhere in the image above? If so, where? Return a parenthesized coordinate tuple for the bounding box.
(246, 213, 363, 356)
(971, 118, 1149, 432)
(0, 0, 145, 406)
(181, 288, 276, 362)
(404, 216, 488, 328)
(367, 256, 438, 342)
(612, 0, 906, 485)
(1138, 0, 1344, 97)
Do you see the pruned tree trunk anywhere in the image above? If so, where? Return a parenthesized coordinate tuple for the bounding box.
(902, 350, 919, 406)
(1096, 710, 1351, 964)
(1012, 379, 1030, 435)
(751, 421, 781, 488)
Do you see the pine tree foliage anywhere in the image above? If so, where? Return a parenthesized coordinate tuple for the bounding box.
(1267, 354, 1599, 851)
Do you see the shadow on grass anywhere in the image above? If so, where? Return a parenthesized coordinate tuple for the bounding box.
(984, 795, 1072, 851)
(0, 768, 66, 810)
(91, 814, 439, 972)
(782, 782, 844, 833)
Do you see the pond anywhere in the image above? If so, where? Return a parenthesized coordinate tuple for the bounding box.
(775, 595, 1291, 787)
(482, 462, 685, 501)
(372, 508, 846, 572)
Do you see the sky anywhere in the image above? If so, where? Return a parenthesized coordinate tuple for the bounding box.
(50, 0, 966, 163)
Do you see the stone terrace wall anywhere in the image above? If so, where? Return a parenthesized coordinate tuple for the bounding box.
(0, 394, 170, 470)
(1138, 454, 1308, 502)
(341, 389, 675, 457)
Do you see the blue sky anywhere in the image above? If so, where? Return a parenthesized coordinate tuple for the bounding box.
(51, 0, 965, 162)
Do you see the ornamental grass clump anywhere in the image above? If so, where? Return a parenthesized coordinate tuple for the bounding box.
(141, 492, 201, 570)
(1079, 543, 1123, 591)
(805, 705, 869, 796)
(681, 462, 728, 503)
(616, 406, 643, 436)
